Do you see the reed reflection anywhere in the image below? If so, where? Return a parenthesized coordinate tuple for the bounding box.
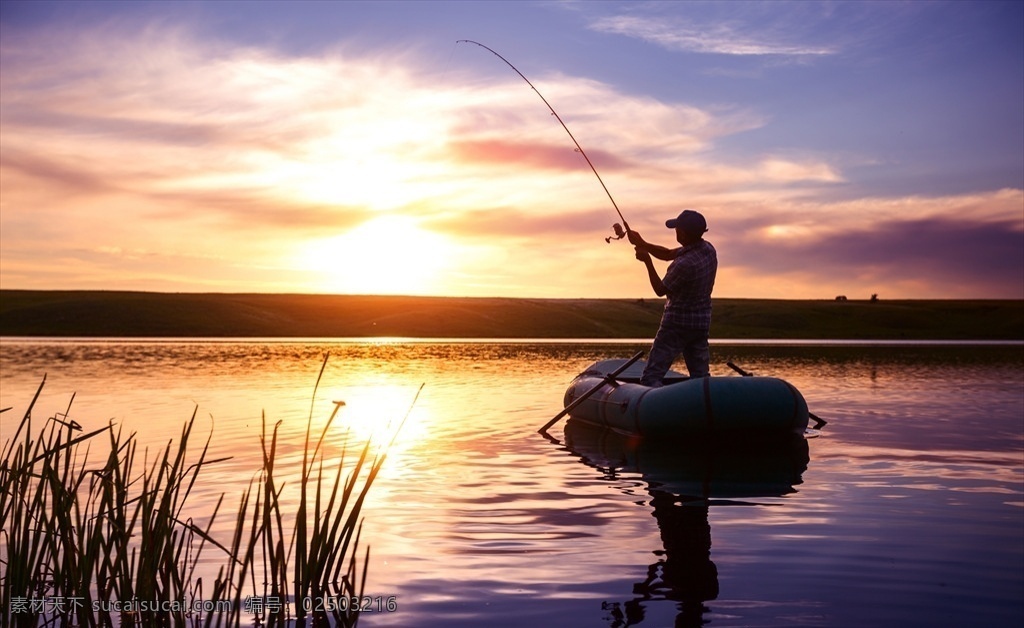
(563, 419, 809, 627)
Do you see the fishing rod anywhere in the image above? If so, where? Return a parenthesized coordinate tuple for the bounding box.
(457, 39, 630, 242)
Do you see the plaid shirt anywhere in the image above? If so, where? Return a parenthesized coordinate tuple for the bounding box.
(660, 239, 717, 330)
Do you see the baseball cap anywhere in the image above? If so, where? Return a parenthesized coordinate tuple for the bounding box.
(666, 209, 708, 234)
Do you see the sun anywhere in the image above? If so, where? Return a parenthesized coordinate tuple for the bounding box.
(297, 216, 454, 295)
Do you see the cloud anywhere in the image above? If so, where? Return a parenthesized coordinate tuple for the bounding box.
(0, 148, 118, 196)
(425, 206, 612, 240)
(707, 189, 1024, 298)
(0, 24, 431, 214)
(756, 158, 844, 184)
(589, 15, 836, 57)
(447, 139, 634, 172)
(147, 190, 375, 234)
(0, 19, 772, 235)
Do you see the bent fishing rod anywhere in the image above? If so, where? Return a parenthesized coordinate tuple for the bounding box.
(457, 39, 630, 243)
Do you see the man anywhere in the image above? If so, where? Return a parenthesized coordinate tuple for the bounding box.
(628, 209, 717, 386)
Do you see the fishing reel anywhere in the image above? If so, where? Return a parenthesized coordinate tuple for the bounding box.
(605, 223, 627, 243)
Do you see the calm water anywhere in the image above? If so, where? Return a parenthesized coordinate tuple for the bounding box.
(1, 339, 1022, 627)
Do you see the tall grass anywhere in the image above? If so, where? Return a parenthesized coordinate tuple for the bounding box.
(1, 355, 411, 626)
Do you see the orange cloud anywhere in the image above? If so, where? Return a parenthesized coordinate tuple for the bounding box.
(447, 139, 634, 172)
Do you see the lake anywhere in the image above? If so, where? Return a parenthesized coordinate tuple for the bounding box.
(1, 339, 1022, 626)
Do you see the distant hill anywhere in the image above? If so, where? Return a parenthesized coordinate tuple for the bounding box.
(1, 290, 1021, 340)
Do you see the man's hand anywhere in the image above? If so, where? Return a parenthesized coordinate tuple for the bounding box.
(627, 230, 645, 248)
(634, 246, 652, 263)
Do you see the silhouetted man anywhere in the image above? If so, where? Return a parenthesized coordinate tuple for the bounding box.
(628, 210, 717, 385)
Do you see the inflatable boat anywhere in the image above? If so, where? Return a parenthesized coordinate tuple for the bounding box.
(562, 357, 810, 437)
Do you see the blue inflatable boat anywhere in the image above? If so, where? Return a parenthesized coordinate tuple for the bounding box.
(563, 357, 810, 437)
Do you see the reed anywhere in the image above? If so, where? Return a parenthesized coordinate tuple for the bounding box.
(0, 355, 406, 626)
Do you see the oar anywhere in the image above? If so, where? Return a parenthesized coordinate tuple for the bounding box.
(538, 351, 644, 435)
(726, 361, 753, 377)
(726, 361, 828, 429)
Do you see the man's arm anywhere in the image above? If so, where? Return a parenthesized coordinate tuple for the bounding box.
(627, 231, 680, 261)
(635, 249, 667, 296)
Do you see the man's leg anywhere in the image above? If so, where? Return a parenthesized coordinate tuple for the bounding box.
(641, 327, 684, 386)
(680, 329, 711, 378)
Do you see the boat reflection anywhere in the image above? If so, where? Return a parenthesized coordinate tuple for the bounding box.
(562, 418, 810, 627)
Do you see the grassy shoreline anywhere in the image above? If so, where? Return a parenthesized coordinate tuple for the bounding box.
(1, 289, 1022, 340)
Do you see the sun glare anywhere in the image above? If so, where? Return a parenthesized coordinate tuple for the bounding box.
(288, 159, 426, 212)
(298, 216, 454, 294)
(321, 380, 431, 453)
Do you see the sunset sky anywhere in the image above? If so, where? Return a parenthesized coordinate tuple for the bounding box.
(1, 0, 1021, 299)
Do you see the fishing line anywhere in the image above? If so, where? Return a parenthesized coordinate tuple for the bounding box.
(439, 39, 460, 84)
(456, 39, 630, 236)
